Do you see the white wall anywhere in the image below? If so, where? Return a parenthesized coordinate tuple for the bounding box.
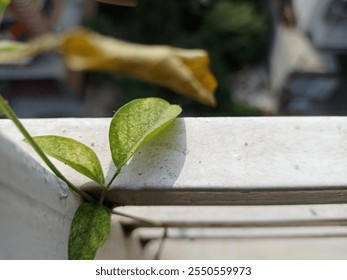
(293, 0, 347, 50)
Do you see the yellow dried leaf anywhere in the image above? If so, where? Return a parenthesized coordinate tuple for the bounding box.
(62, 30, 217, 106)
(0, 29, 217, 106)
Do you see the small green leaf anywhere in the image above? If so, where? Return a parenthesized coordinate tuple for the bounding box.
(109, 97, 182, 169)
(0, 103, 4, 116)
(31, 136, 105, 185)
(0, 95, 8, 116)
(68, 202, 110, 260)
(0, 41, 26, 53)
(0, 0, 10, 19)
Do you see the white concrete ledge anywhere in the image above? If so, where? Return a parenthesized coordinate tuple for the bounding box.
(2, 117, 347, 259)
(1, 117, 347, 206)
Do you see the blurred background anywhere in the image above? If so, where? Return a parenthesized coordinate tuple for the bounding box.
(0, 0, 346, 118)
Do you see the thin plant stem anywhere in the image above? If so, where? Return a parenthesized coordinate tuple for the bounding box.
(0, 96, 95, 203)
(106, 168, 122, 189)
(100, 168, 121, 204)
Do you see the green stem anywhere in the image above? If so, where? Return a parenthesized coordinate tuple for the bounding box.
(0, 96, 95, 203)
(100, 168, 121, 204)
(106, 168, 121, 189)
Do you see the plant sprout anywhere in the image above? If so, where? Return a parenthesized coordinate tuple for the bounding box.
(0, 96, 182, 259)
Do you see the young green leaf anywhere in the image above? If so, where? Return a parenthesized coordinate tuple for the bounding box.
(109, 97, 182, 169)
(68, 202, 110, 260)
(31, 136, 105, 185)
(0, 41, 26, 53)
(0, 95, 8, 116)
(0, 0, 10, 19)
(0, 103, 4, 116)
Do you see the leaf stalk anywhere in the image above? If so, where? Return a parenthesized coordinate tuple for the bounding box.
(0, 96, 95, 203)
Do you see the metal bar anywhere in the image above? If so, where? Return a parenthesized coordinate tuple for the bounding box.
(120, 219, 347, 232)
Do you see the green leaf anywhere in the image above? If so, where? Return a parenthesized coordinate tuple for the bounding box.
(31, 135, 105, 185)
(0, 0, 10, 18)
(0, 41, 26, 53)
(0, 103, 4, 116)
(0, 95, 8, 116)
(109, 97, 182, 169)
(68, 202, 110, 260)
